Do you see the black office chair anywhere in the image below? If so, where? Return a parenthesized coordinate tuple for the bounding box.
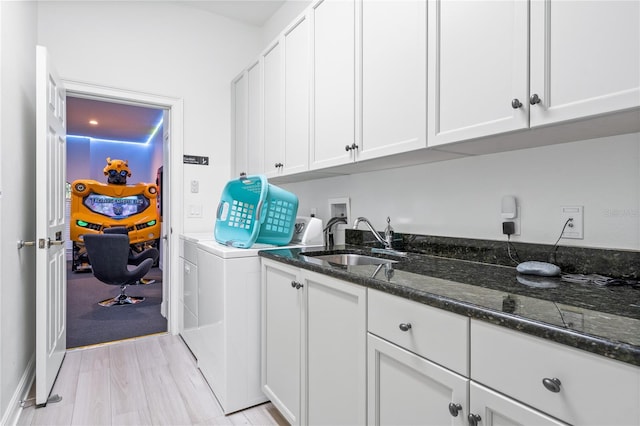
(103, 226, 159, 284)
(103, 226, 159, 266)
(83, 234, 154, 307)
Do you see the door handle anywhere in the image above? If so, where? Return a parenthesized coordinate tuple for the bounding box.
(38, 238, 65, 248)
(17, 240, 36, 249)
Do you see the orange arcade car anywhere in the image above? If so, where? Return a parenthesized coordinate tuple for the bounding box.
(70, 159, 160, 271)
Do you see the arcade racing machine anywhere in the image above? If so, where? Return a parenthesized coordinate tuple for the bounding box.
(70, 158, 161, 271)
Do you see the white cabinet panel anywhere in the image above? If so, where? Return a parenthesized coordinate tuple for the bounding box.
(283, 14, 311, 175)
(305, 270, 366, 425)
(310, 0, 356, 169)
(471, 319, 640, 426)
(263, 41, 285, 178)
(262, 260, 303, 424)
(530, 0, 640, 126)
(360, 0, 427, 160)
(469, 382, 567, 426)
(428, 0, 529, 146)
(368, 288, 469, 376)
(368, 334, 468, 426)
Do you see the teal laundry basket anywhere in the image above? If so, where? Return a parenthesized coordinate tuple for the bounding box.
(214, 175, 298, 248)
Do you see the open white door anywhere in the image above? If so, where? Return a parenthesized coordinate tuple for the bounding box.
(160, 109, 170, 318)
(35, 45, 67, 406)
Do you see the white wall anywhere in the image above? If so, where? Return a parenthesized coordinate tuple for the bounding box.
(282, 132, 640, 250)
(67, 137, 162, 184)
(37, 1, 263, 233)
(0, 1, 37, 421)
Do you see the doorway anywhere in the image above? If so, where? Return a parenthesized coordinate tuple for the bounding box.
(62, 81, 184, 348)
(65, 96, 166, 348)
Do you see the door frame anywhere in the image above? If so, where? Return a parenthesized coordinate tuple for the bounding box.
(64, 80, 184, 334)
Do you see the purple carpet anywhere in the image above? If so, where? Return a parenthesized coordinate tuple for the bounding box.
(66, 262, 167, 348)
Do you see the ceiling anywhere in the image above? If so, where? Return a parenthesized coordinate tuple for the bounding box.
(178, 0, 286, 26)
(67, 97, 164, 143)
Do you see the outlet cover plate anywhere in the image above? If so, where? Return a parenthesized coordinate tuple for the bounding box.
(560, 206, 583, 239)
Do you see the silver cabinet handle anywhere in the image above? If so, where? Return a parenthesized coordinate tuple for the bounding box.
(345, 143, 359, 152)
(511, 98, 523, 109)
(468, 413, 482, 426)
(291, 281, 303, 290)
(530, 93, 541, 105)
(542, 377, 562, 393)
(448, 402, 462, 417)
(399, 323, 412, 332)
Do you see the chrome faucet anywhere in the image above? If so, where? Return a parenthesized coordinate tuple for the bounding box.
(323, 216, 348, 249)
(353, 216, 394, 250)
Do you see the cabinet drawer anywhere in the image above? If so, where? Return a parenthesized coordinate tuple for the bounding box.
(471, 319, 640, 426)
(180, 239, 198, 264)
(368, 289, 469, 376)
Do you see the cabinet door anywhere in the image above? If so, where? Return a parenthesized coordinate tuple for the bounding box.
(310, 0, 355, 169)
(263, 41, 285, 178)
(469, 382, 567, 426)
(530, 0, 640, 127)
(304, 271, 367, 425)
(232, 71, 248, 178)
(247, 60, 263, 175)
(428, 0, 529, 147)
(283, 14, 310, 176)
(360, 0, 427, 161)
(368, 334, 468, 426)
(262, 260, 303, 425)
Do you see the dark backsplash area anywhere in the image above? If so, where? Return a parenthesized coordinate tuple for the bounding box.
(345, 230, 640, 279)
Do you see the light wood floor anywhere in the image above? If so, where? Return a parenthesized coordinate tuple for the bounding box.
(17, 333, 289, 426)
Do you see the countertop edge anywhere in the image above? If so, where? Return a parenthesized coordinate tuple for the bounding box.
(259, 250, 640, 368)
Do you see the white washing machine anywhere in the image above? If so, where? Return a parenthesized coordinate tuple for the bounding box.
(194, 217, 322, 414)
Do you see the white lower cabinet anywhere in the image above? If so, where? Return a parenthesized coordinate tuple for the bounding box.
(469, 382, 567, 426)
(263, 262, 640, 425)
(262, 259, 367, 425)
(262, 261, 302, 424)
(367, 334, 468, 426)
(471, 319, 640, 426)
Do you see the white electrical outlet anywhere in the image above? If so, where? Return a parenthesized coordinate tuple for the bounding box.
(560, 206, 583, 239)
(190, 180, 199, 193)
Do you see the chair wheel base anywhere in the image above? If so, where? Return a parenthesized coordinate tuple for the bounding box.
(98, 295, 145, 307)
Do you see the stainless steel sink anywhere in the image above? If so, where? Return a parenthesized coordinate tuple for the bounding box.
(302, 253, 398, 266)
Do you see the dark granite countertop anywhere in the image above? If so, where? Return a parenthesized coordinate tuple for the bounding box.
(259, 245, 640, 367)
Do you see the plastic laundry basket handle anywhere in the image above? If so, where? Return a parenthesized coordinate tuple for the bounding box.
(216, 201, 225, 219)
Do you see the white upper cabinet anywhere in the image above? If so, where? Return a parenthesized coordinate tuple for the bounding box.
(231, 71, 248, 179)
(429, 0, 640, 148)
(359, 0, 427, 160)
(529, 0, 640, 127)
(263, 41, 285, 178)
(283, 14, 311, 176)
(309, 0, 356, 170)
(246, 60, 263, 176)
(428, 0, 529, 147)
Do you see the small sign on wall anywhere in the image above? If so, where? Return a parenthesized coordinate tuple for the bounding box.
(183, 155, 209, 165)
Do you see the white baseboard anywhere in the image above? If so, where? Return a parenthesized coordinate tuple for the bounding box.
(1, 354, 35, 426)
